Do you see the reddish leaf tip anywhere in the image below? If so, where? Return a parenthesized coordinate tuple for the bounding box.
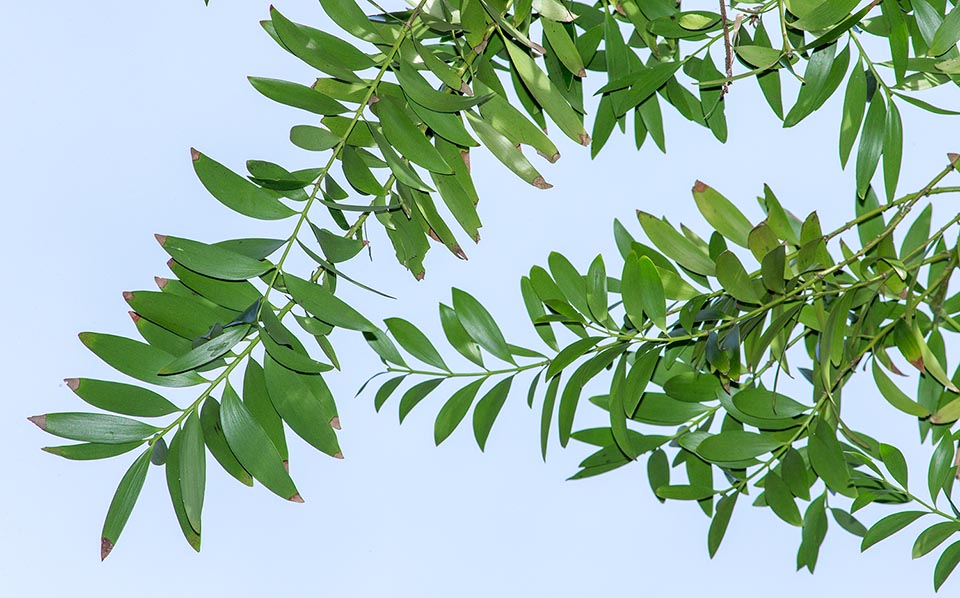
(154, 276, 168, 289)
(949, 152, 959, 165)
(693, 180, 707, 193)
(415, 271, 426, 281)
(367, 95, 380, 106)
(289, 493, 305, 503)
(577, 68, 587, 78)
(333, 452, 344, 460)
(329, 416, 341, 431)
(128, 311, 141, 323)
(28, 415, 46, 430)
(100, 537, 114, 560)
(533, 176, 553, 190)
(427, 228, 441, 243)
(459, 81, 473, 95)
(122, 291, 134, 302)
(166, 258, 175, 269)
(578, 133, 591, 147)
(190, 147, 200, 162)
(460, 150, 470, 171)
(65, 378, 80, 391)
(282, 459, 289, 473)
(155, 234, 167, 246)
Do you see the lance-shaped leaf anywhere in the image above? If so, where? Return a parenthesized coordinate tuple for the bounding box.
(268, 7, 372, 79)
(764, 471, 803, 526)
(249, 77, 346, 115)
(65, 378, 178, 417)
(372, 95, 452, 174)
(541, 19, 585, 77)
(928, 435, 956, 501)
(435, 378, 485, 445)
(473, 376, 514, 451)
(191, 150, 296, 220)
(809, 419, 855, 497)
(398, 379, 444, 424)
(29, 413, 158, 444)
(914, 522, 960, 560)
(396, 64, 487, 113)
(637, 255, 667, 330)
(42, 441, 142, 461)
(169, 261, 262, 312)
(797, 494, 828, 572)
(465, 111, 551, 189)
(80, 332, 204, 388)
(199, 398, 253, 486)
(125, 290, 226, 340)
(260, 329, 333, 375)
(221, 382, 302, 501)
(243, 359, 287, 460)
(157, 235, 273, 281)
(789, 0, 859, 31)
(691, 181, 752, 248)
(521, 276, 559, 351)
(872, 360, 931, 417)
(179, 410, 205, 534)
(708, 493, 738, 557)
(545, 336, 602, 380)
(264, 357, 341, 458)
(783, 42, 838, 128)
(160, 325, 250, 375)
(100, 448, 152, 560)
(165, 431, 201, 551)
(285, 273, 378, 332)
(696, 431, 781, 462)
(855, 93, 887, 198)
(862, 511, 928, 551)
(637, 212, 715, 276)
(880, 443, 909, 489)
(290, 124, 340, 151)
(310, 224, 365, 263)
(716, 251, 761, 304)
(452, 288, 515, 364)
(385, 317, 449, 371)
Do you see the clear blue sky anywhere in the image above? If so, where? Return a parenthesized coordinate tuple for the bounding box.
(2, 1, 958, 595)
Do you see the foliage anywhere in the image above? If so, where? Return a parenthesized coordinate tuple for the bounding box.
(28, 0, 960, 590)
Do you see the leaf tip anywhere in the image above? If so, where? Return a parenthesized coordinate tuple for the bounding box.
(64, 378, 80, 392)
(122, 291, 134, 302)
(453, 245, 468, 260)
(333, 451, 344, 460)
(128, 311, 140, 323)
(537, 150, 561, 163)
(154, 277, 168, 289)
(190, 147, 201, 162)
(693, 180, 707, 193)
(949, 152, 959, 167)
(533, 176, 553, 190)
(27, 415, 46, 431)
(282, 459, 289, 473)
(155, 234, 168, 246)
(578, 133, 591, 147)
(100, 537, 114, 561)
(288, 493, 305, 503)
(329, 416, 341, 431)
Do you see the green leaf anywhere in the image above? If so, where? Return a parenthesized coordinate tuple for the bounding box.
(521, 276, 559, 351)
(839, 62, 867, 167)
(373, 375, 405, 412)
(856, 93, 887, 198)
(158, 235, 273, 281)
(880, 442, 909, 489)
(935, 540, 960, 591)
(435, 378, 485, 445)
(783, 42, 838, 128)
(100, 448, 152, 559)
(160, 325, 250, 375)
(716, 251, 761, 304)
(691, 181, 752, 248)
(464, 111, 551, 188)
(65, 378, 178, 417)
(914, 522, 960, 559)
(398, 379, 444, 424)
(372, 95, 452, 174)
(696, 431, 781, 462)
(310, 224, 365, 263)
(290, 125, 340, 151)
(797, 493, 828, 572)
(263, 357, 341, 458)
(385, 317, 449, 371)
(929, 434, 956, 502)
(191, 150, 296, 220)
(541, 20, 585, 77)
(656, 484, 716, 501)
(249, 77, 346, 115)
(636, 255, 667, 331)
(168, 262, 262, 312)
(831, 508, 867, 537)
(220, 382, 302, 501)
(164, 431, 201, 551)
(585, 255, 609, 324)
(708, 493, 738, 557)
(179, 411, 205, 534)
(396, 64, 487, 113)
(790, 0, 859, 31)
(284, 273, 377, 332)
(439, 302, 484, 367)
(199, 398, 253, 487)
(545, 336, 602, 380)
(637, 212, 715, 276)
(872, 360, 931, 417)
(540, 374, 561, 460)
(452, 288, 515, 364)
(809, 419, 855, 497)
(80, 332, 205, 388)
(473, 376, 515, 450)
(764, 471, 803, 526)
(42, 441, 142, 461)
(929, 4, 960, 56)
(243, 359, 287, 460)
(760, 245, 787, 294)
(861, 511, 927, 551)
(29, 412, 158, 444)
(663, 372, 722, 403)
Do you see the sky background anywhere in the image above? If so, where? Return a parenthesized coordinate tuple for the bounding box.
(3, 1, 960, 595)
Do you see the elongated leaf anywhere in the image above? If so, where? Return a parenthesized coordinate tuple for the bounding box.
(839, 62, 867, 167)
(439, 302, 484, 367)
(158, 235, 272, 281)
(541, 374, 560, 460)
(880, 443, 909, 489)
(192, 150, 296, 220)
(220, 382, 302, 501)
(100, 448, 152, 559)
(637, 212, 715, 276)
(914, 522, 960, 559)
(872, 360, 931, 417)
(809, 419, 855, 497)
(65, 378, 178, 417)
(285, 273, 377, 332)
(160, 325, 250, 375)
(929, 435, 956, 502)
(199, 397, 253, 486)
(473, 376, 514, 450)
(398, 378, 444, 423)
(29, 412, 158, 444)
(165, 431, 201, 551)
(385, 317, 449, 371)
(263, 357, 341, 458)
(42, 441, 142, 461)
(716, 251, 760, 304)
(545, 337, 602, 380)
(697, 431, 781, 462)
(708, 493, 738, 557)
(249, 77, 346, 115)
(243, 359, 287, 460)
(764, 471, 803, 526)
(856, 93, 887, 198)
(435, 378, 485, 445)
(863, 511, 928, 551)
(691, 181, 752, 248)
(179, 411, 205, 534)
(465, 111, 551, 188)
(452, 288, 515, 364)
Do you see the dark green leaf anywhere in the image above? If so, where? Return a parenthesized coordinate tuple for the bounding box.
(199, 397, 253, 487)
(179, 411, 205, 534)
(386, 317, 449, 371)
(861, 511, 927, 551)
(192, 150, 296, 220)
(435, 378, 485, 445)
(100, 448, 151, 559)
(473, 376, 515, 450)
(452, 288, 515, 364)
(398, 379, 444, 424)
(696, 431, 781, 462)
(30, 412, 158, 444)
(65, 378, 178, 417)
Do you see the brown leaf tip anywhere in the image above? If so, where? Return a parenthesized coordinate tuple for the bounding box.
(122, 291, 134, 302)
(577, 68, 587, 78)
(329, 416, 341, 431)
(288, 493, 305, 503)
(128, 311, 140, 323)
(65, 378, 80, 392)
(282, 459, 289, 473)
(949, 152, 959, 165)
(367, 95, 380, 107)
(533, 176, 553, 190)
(578, 133, 591, 147)
(190, 147, 201, 162)
(101, 537, 114, 560)
(154, 276, 168, 289)
(693, 180, 707, 193)
(427, 228, 441, 243)
(536, 150, 561, 164)
(415, 271, 425, 281)
(453, 246, 468, 261)
(531, 42, 546, 56)
(333, 452, 344, 460)
(459, 81, 473, 96)
(155, 234, 167, 246)
(28, 415, 47, 431)
(461, 150, 470, 171)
